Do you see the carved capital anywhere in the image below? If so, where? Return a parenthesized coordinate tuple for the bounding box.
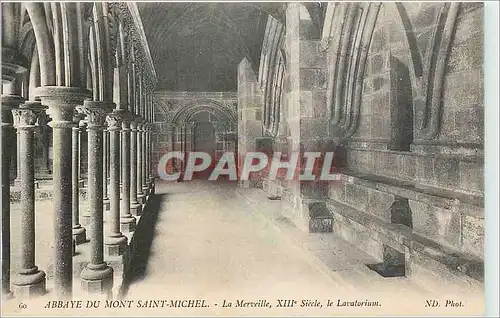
(73, 112, 85, 124)
(12, 109, 38, 128)
(130, 120, 138, 130)
(106, 112, 123, 130)
(77, 101, 115, 129)
(12, 102, 46, 129)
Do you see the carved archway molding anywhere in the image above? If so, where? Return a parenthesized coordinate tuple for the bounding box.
(170, 99, 237, 124)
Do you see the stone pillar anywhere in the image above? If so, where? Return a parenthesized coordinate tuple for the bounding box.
(103, 126, 110, 211)
(130, 120, 142, 215)
(104, 112, 127, 255)
(178, 122, 187, 181)
(147, 125, 154, 189)
(137, 122, 145, 204)
(72, 113, 86, 245)
(120, 113, 136, 232)
(165, 124, 175, 176)
(79, 120, 87, 183)
(37, 113, 51, 176)
(35, 86, 90, 298)
(78, 101, 114, 295)
(14, 130, 21, 185)
(1, 94, 24, 298)
(80, 120, 92, 226)
(11, 102, 47, 297)
(237, 58, 263, 188)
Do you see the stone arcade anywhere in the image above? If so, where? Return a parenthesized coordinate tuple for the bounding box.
(2, 1, 484, 306)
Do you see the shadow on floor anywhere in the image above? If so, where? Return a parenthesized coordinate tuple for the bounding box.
(119, 193, 166, 298)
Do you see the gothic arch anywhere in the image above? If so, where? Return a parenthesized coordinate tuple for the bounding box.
(170, 99, 237, 124)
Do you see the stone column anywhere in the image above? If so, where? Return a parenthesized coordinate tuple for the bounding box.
(35, 86, 90, 298)
(78, 101, 114, 295)
(137, 122, 145, 204)
(144, 125, 149, 192)
(120, 112, 136, 232)
(72, 113, 86, 245)
(79, 120, 87, 183)
(142, 123, 148, 195)
(147, 125, 154, 190)
(104, 111, 127, 255)
(37, 113, 51, 176)
(166, 124, 175, 176)
(80, 120, 92, 226)
(103, 126, 110, 211)
(14, 130, 21, 185)
(130, 120, 142, 215)
(178, 122, 186, 181)
(11, 102, 47, 297)
(1, 94, 24, 298)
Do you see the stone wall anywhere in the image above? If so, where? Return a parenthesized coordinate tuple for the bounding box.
(151, 91, 238, 178)
(238, 2, 484, 290)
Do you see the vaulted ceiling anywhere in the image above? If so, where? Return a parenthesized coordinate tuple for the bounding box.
(137, 3, 287, 92)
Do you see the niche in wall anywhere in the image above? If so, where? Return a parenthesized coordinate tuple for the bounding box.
(367, 196, 413, 277)
(389, 56, 414, 152)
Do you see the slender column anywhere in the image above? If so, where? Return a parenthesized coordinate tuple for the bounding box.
(103, 126, 110, 211)
(146, 125, 153, 190)
(165, 124, 175, 178)
(80, 120, 91, 226)
(14, 130, 21, 185)
(141, 123, 148, 194)
(1, 94, 24, 298)
(36, 86, 90, 298)
(72, 113, 86, 244)
(11, 102, 47, 298)
(104, 112, 127, 255)
(79, 120, 87, 182)
(130, 120, 142, 215)
(179, 122, 187, 181)
(137, 122, 144, 204)
(78, 101, 114, 295)
(120, 113, 136, 232)
(37, 113, 51, 176)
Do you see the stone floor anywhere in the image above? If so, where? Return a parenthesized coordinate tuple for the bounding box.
(3, 180, 484, 316)
(118, 180, 483, 316)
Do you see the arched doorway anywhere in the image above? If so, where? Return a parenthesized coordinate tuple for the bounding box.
(192, 111, 217, 179)
(166, 99, 238, 181)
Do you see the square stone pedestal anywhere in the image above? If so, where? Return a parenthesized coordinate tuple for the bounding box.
(12, 271, 46, 299)
(130, 203, 142, 217)
(103, 199, 110, 211)
(120, 218, 137, 233)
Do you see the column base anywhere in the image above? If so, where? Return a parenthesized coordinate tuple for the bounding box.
(14, 179, 40, 189)
(2, 291, 14, 300)
(103, 199, 110, 211)
(120, 216, 136, 233)
(104, 235, 128, 256)
(72, 225, 87, 245)
(12, 268, 46, 298)
(130, 202, 142, 216)
(80, 263, 114, 295)
(81, 213, 91, 226)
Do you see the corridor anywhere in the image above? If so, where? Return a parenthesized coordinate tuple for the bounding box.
(1, 2, 486, 316)
(117, 180, 480, 317)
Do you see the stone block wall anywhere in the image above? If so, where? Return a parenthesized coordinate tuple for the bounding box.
(238, 2, 484, 289)
(322, 2, 484, 287)
(151, 91, 238, 178)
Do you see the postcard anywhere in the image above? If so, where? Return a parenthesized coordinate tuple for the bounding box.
(1, 1, 497, 317)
